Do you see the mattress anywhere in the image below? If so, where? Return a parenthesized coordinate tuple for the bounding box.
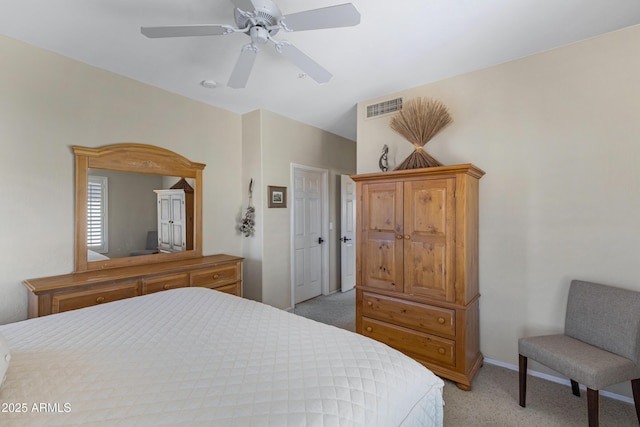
(0, 288, 444, 426)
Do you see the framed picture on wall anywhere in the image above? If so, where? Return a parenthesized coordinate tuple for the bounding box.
(268, 186, 287, 208)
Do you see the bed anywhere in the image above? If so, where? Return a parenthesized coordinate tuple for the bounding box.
(0, 288, 444, 426)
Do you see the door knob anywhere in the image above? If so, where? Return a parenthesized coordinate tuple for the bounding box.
(340, 236, 352, 243)
(318, 237, 325, 244)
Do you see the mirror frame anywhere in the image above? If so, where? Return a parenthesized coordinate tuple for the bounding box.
(73, 143, 205, 272)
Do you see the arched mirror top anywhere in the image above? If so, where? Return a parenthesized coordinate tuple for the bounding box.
(74, 143, 205, 272)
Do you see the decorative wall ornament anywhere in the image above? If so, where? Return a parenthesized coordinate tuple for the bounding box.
(378, 144, 389, 172)
(238, 178, 255, 237)
(390, 97, 452, 170)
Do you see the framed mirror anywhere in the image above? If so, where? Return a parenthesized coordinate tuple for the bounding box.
(74, 143, 205, 272)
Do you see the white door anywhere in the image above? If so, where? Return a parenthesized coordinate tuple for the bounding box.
(292, 167, 326, 304)
(340, 175, 356, 292)
(157, 193, 172, 251)
(169, 194, 185, 251)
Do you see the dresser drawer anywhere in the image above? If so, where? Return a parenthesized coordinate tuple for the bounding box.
(211, 282, 240, 296)
(142, 272, 189, 294)
(362, 292, 455, 338)
(362, 318, 455, 367)
(52, 281, 139, 314)
(190, 265, 239, 289)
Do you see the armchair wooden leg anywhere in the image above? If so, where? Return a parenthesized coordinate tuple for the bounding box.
(587, 388, 599, 427)
(632, 378, 640, 424)
(519, 354, 527, 407)
(570, 379, 580, 397)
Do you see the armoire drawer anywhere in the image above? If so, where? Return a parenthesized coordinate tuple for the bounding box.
(362, 292, 455, 338)
(191, 265, 239, 289)
(52, 281, 139, 314)
(361, 318, 456, 367)
(142, 272, 189, 294)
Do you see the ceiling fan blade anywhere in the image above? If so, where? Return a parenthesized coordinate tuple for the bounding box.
(282, 3, 360, 31)
(276, 42, 332, 84)
(228, 45, 258, 88)
(141, 24, 232, 38)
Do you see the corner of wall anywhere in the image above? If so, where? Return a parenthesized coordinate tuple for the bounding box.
(240, 110, 264, 302)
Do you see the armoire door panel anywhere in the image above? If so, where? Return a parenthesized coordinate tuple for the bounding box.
(364, 238, 403, 292)
(410, 186, 447, 236)
(406, 241, 447, 299)
(404, 178, 456, 301)
(363, 182, 402, 233)
(361, 182, 404, 291)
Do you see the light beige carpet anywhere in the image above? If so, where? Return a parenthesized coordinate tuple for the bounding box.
(293, 291, 638, 426)
(443, 363, 637, 426)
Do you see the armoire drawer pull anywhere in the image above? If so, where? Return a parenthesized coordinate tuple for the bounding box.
(213, 274, 220, 280)
(96, 296, 105, 304)
(366, 327, 373, 333)
(367, 301, 373, 307)
(438, 317, 446, 324)
(438, 348, 445, 355)
(163, 284, 170, 290)
(396, 235, 403, 240)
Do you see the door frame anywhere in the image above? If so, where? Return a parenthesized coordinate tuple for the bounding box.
(339, 173, 357, 292)
(289, 163, 330, 308)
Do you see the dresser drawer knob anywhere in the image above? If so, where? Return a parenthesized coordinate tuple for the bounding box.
(96, 296, 105, 304)
(367, 301, 373, 307)
(437, 317, 445, 324)
(366, 327, 373, 333)
(438, 348, 445, 355)
(213, 274, 220, 280)
(163, 284, 170, 290)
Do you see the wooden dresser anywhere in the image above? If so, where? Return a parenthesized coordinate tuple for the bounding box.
(352, 164, 484, 390)
(23, 254, 243, 318)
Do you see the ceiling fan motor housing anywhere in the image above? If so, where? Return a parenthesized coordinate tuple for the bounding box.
(234, 0, 282, 37)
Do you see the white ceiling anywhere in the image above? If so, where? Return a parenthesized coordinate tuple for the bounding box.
(2, 0, 640, 141)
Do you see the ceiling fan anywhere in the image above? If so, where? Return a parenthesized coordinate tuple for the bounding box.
(141, 0, 361, 89)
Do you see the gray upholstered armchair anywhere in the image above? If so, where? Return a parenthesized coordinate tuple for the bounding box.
(518, 279, 640, 426)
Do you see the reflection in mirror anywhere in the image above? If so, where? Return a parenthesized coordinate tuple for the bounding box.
(87, 169, 195, 261)
(74, 143, 205, 272)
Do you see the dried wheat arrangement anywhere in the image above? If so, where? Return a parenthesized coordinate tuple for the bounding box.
(390, 97, 452, 169)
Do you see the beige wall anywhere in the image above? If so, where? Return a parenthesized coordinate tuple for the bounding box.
(243, 110, 356, 309)
(357, 25, 640, 397)
(0, 35, 243, 324)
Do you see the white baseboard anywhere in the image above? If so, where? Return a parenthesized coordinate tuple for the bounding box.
(483, 358, 634, 404)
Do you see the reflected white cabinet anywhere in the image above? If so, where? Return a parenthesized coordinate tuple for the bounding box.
(154, 188, 193, 253)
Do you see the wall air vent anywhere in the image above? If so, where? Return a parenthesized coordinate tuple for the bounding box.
(366, 97, 403, 119)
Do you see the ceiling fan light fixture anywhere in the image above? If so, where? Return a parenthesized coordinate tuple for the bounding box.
(250, 26, 270, 44)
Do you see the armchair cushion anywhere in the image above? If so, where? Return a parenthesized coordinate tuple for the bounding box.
(519, 334, 640, 390)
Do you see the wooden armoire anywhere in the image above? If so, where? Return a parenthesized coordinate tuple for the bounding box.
(154, 179, 194, 253)
(352, 164, 484, 390)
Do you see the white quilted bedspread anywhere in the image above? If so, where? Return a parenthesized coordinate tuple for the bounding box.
(0, 288, 443, 426)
